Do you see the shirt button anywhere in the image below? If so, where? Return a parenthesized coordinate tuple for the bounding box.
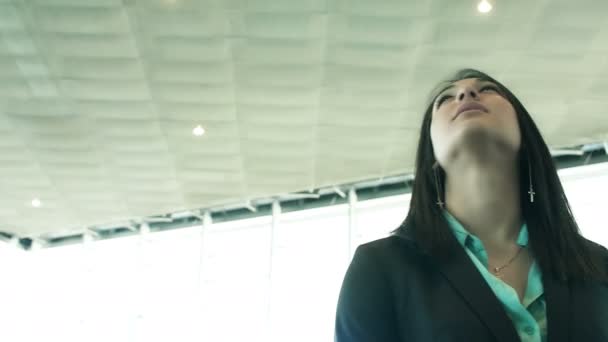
(524, 326, 535, 335)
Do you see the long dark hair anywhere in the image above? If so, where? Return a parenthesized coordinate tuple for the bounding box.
(394, 68, 607, 283)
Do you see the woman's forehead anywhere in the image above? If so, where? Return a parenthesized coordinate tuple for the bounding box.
(452, 78, 482, 86)
(441, 77, 491, 91)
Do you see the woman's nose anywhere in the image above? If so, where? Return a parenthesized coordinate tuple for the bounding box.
(456, 88, 479, 101)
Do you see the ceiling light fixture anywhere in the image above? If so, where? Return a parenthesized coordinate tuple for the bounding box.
(193, 125, 205, 137)
(478, 0, 492, 13)
(31, 198, 41, 208)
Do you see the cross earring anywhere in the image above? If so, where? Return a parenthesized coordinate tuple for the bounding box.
(433, 162, 445, 209)
(528, 160, 535, 203)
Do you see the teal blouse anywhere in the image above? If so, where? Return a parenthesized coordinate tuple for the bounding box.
(443, 210, 547, 342)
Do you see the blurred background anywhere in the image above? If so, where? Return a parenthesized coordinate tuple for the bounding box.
(0, 0, 607, 341)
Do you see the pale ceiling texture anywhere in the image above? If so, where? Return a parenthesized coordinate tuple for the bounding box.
(0, 0, 607, 239)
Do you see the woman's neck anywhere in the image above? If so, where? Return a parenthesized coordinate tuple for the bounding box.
(443, 153, 522, 249)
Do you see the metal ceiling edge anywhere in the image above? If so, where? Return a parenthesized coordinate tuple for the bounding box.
(16, 143, 608, 250)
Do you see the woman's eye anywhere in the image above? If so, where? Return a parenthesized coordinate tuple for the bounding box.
(436, 95, 452, 107)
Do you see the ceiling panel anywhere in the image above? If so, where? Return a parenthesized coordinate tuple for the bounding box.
(0, 0, 606, 238)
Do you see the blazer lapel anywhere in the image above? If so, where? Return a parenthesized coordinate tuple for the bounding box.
(399, 227, 521, 342)
(435, 234, 522, 342)
(543, 274, 571, 342)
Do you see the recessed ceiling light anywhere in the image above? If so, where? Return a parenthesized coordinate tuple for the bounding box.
(193, 125, 205, 137)
(31, 198, 41, 208)
(478, 0, 492, 13)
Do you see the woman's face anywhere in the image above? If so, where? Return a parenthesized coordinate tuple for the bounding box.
(429, 77, 521, 167)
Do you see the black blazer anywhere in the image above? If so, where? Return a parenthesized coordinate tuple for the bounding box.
(335, 227, 608, 342)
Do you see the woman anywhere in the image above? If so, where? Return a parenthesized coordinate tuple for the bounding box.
(334, 69, 608, 342)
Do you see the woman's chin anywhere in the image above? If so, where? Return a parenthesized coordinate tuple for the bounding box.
(451, 126, 517, 157)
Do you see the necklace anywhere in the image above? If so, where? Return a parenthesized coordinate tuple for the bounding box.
(490, 246, 524, 278)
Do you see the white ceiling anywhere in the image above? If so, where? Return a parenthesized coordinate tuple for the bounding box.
(1, 0, 607, 238)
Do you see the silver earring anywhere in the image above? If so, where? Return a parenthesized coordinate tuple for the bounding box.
(527, 161, 535, 203)
(433, 162, 445, 209)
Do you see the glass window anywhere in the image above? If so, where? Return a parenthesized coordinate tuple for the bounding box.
(269, 204, 349, 342)
(353, 193, 410, 251)
(3, 163, 606, 342)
